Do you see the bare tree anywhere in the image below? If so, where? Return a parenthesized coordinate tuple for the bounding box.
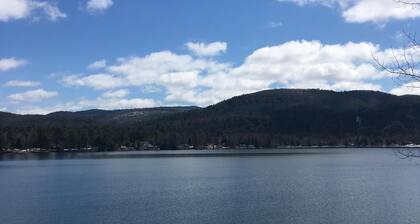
(374, 1, 420, 158)
(374, 30, 420, 85)
(394, 147, 420, 159)
(375, 1, 420, 79)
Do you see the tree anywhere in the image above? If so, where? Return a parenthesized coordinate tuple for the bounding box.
(374, 0, 420, 158)
(375, 1, 420, 80)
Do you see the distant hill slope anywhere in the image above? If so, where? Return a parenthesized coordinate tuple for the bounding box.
(2, 89, 420, 150)
(0, 106, 199, 127)
(46, 106, 199, 123)
(148, 89, 419, 133)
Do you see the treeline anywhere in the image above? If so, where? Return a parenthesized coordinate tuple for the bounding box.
(0, 121, 416, 150)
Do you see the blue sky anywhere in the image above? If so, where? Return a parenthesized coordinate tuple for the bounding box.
(1, 0, 420, 114)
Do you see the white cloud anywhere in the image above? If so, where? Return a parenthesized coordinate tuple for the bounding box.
(343, 0, 420, 23)
(186, 41, 228, 57)
(232, 40, 385, 91)
(31, 1, 66, 21)
(102, 89, 130, 98)
(62, 73, 126, 89)
(86, 0, 113, 12)
(107, 51, 232, 87)
(0, 58, 26, 71)
(4, 80, 40, 87)
(14, 102, 83, 115)
(0, 0, 30, 21)
(279, 0, 420, 23)
(390, 82, 420, 95)
(88, 59, 107, 69)
(8, 88, 58, 102)
(276, 0, 348, 7)
(62, 40, 401, 107)
(63, 50, 234, 105)
(142, 85, 162, 93)
(0, 0, 66, 22)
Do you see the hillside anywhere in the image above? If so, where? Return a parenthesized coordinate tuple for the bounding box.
(2, 89, 420, 150)
(0, 107, 198, 127)
(136, 89, 420, 148)
(45, 106, 199, 124)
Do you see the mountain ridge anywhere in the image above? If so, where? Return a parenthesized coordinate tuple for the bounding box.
(2, 89, 420, 150)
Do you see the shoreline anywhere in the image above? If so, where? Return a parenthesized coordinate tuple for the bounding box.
(1, 145, 419, 155)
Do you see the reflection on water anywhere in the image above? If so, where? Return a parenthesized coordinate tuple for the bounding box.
(0, 149, 345, 161)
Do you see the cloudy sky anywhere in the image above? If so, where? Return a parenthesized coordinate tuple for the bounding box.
(2, 0, 420, 114)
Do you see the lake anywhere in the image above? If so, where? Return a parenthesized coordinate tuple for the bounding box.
(1, 149, 420, 224)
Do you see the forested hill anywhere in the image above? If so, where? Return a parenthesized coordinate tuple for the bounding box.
(0, 107, 198, 126)
(2, 89, 420, 151)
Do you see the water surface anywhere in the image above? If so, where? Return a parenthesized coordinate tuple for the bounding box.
(1, 149, 420, 224)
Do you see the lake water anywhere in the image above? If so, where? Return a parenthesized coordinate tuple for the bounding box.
(1, 149, 420, 224)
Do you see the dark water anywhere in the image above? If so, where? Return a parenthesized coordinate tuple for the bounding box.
(1, 149, 420, 224)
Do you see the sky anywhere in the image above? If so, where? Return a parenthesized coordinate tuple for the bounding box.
(2, 0, 420, 114)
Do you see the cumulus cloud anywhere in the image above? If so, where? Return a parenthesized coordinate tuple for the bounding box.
(232, 40, 385, 91)
(390, 82, 420, 95)
(107, 51, 231, 87)
(62, 50, 235, 105)
(186, 41, 228, 57)
(4, 80, 40, 87)
(278, 0, 420, 23)
(8, 88, 58, 102)
(0, 0, 66, 22)
(88, 59, 107, 69)
(0, 0, 30, 21)
(343, 0, 420, 23)
(62, 73, 126, 89)
(60, 40, 404, 107)
(86, 0, 113, 12)
(0, 58, 26, 72)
